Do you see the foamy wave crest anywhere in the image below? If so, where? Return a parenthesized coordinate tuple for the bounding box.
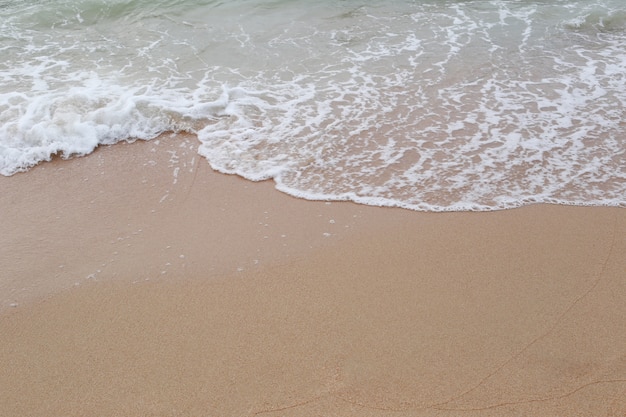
(1, 78, 168, 174)
(196, 81, 318, 181)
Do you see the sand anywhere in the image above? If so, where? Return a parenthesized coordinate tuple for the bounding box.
(1, 133, 625, 417)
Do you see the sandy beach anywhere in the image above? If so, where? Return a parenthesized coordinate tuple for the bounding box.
(1, 133, 625, 417)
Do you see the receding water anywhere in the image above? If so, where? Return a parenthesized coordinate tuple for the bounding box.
(2, 0, 625, 210)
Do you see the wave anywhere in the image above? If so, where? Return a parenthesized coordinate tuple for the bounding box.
(563, 6, 626, 33)
(2, 0, 626, 211)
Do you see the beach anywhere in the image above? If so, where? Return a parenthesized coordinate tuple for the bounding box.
(1, 133, 625, 416)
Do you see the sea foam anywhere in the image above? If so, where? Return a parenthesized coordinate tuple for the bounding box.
(1, 0, 625, 211)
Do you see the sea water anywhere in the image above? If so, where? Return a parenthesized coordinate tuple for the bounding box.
(1, 0, 625, 211)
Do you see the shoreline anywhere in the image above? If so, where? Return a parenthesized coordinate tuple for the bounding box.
(1, 133, 377, 311)
(1, 134, 625, 416)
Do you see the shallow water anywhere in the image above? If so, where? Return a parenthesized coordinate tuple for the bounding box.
(1, 0, 625, 210)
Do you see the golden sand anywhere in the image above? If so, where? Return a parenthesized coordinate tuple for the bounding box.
(1, 134, 625, 416)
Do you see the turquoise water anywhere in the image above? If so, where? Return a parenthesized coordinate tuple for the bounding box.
(1, 0, 625, 210)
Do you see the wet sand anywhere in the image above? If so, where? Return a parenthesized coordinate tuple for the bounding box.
(1, 134, 625, 417)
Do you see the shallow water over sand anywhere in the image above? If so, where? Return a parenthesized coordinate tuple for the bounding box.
(1, 0, 625, 210)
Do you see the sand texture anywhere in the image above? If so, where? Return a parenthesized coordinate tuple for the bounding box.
(1, 134, 625, 417)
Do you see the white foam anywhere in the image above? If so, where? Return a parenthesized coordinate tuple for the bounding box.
(1, 0, 625, 211)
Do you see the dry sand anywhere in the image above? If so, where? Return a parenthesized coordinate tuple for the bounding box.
(1, 133, 625, 417)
